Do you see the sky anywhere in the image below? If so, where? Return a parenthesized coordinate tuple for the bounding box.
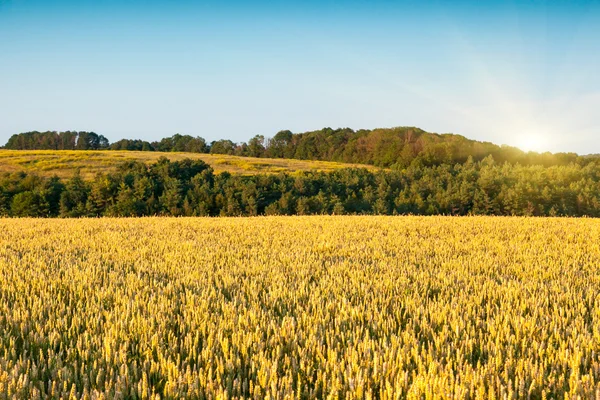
(1, 0, 599, 154)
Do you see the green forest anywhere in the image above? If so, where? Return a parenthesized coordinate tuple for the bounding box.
(4, 127, 599, 218)
(2, 156, 600, 218)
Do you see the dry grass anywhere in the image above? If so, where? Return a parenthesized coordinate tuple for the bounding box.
(0, 150, 379, 178)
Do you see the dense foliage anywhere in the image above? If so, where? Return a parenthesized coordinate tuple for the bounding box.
(1, 156, 600, 217)
(237, 127, 583, 168)
(4, 128, 588, 168)
(1, 216, 600, 398)
(109, 134, 209, 153)
(4, 131, 109, 150)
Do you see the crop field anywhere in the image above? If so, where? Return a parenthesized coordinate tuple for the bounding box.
(1, 216, 600, 399)
(0, 150, 378, 179)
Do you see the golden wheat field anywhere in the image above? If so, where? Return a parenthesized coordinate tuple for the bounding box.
(1, 216, 600, 399)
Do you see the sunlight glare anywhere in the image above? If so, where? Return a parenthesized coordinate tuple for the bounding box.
(516, 133, 548, 153)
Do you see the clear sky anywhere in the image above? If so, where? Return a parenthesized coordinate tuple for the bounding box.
(1, 0, 599, 153)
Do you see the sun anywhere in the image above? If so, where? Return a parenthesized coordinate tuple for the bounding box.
(516, 133, 548, 153)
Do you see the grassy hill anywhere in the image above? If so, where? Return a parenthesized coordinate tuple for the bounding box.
(4, 128, 585, 171)
(0, 150, 379, 179)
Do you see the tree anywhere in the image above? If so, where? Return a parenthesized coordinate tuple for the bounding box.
(247, 135, 266, 158)
(159, 177, 183, 216)
(266, 130, 293, 158)
(11, 191, 49, 217)
(0, 188, 8, 216)
(210, 140, 236, 155)
(75, 132, 108, 150)
(332, 200, 345, 215)
(59, 172, 89, 217)
(110, 183, 145, 216)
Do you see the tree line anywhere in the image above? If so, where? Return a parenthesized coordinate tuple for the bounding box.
(4, 131, 110, 150)
(3, 128, 590, 169)
(2, 156, 600, 218)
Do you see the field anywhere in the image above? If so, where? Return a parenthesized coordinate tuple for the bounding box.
(1, 216, 600, 399)
(0, 150, 378, 179)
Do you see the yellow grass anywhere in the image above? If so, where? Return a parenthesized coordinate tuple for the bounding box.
(0, 150, 379, 179)
(1, 216, 599, 398)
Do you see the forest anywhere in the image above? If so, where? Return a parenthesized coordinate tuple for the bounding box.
(2, 155, 600, 218)
(3, 127, 588, 168)
(4, 131, 110, 150)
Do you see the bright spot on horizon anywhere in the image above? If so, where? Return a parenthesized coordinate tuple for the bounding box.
(516, 134, 549, 153)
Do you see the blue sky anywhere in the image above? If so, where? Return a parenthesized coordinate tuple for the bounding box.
(1, 0, 599, 153)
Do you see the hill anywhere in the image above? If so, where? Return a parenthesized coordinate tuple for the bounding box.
(3, 127, 584, 169)
(0, 150, 379, 179)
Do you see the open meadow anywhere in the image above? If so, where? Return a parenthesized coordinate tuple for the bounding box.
(0, 150, 378, 179)
(1, 216, 599, 398)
